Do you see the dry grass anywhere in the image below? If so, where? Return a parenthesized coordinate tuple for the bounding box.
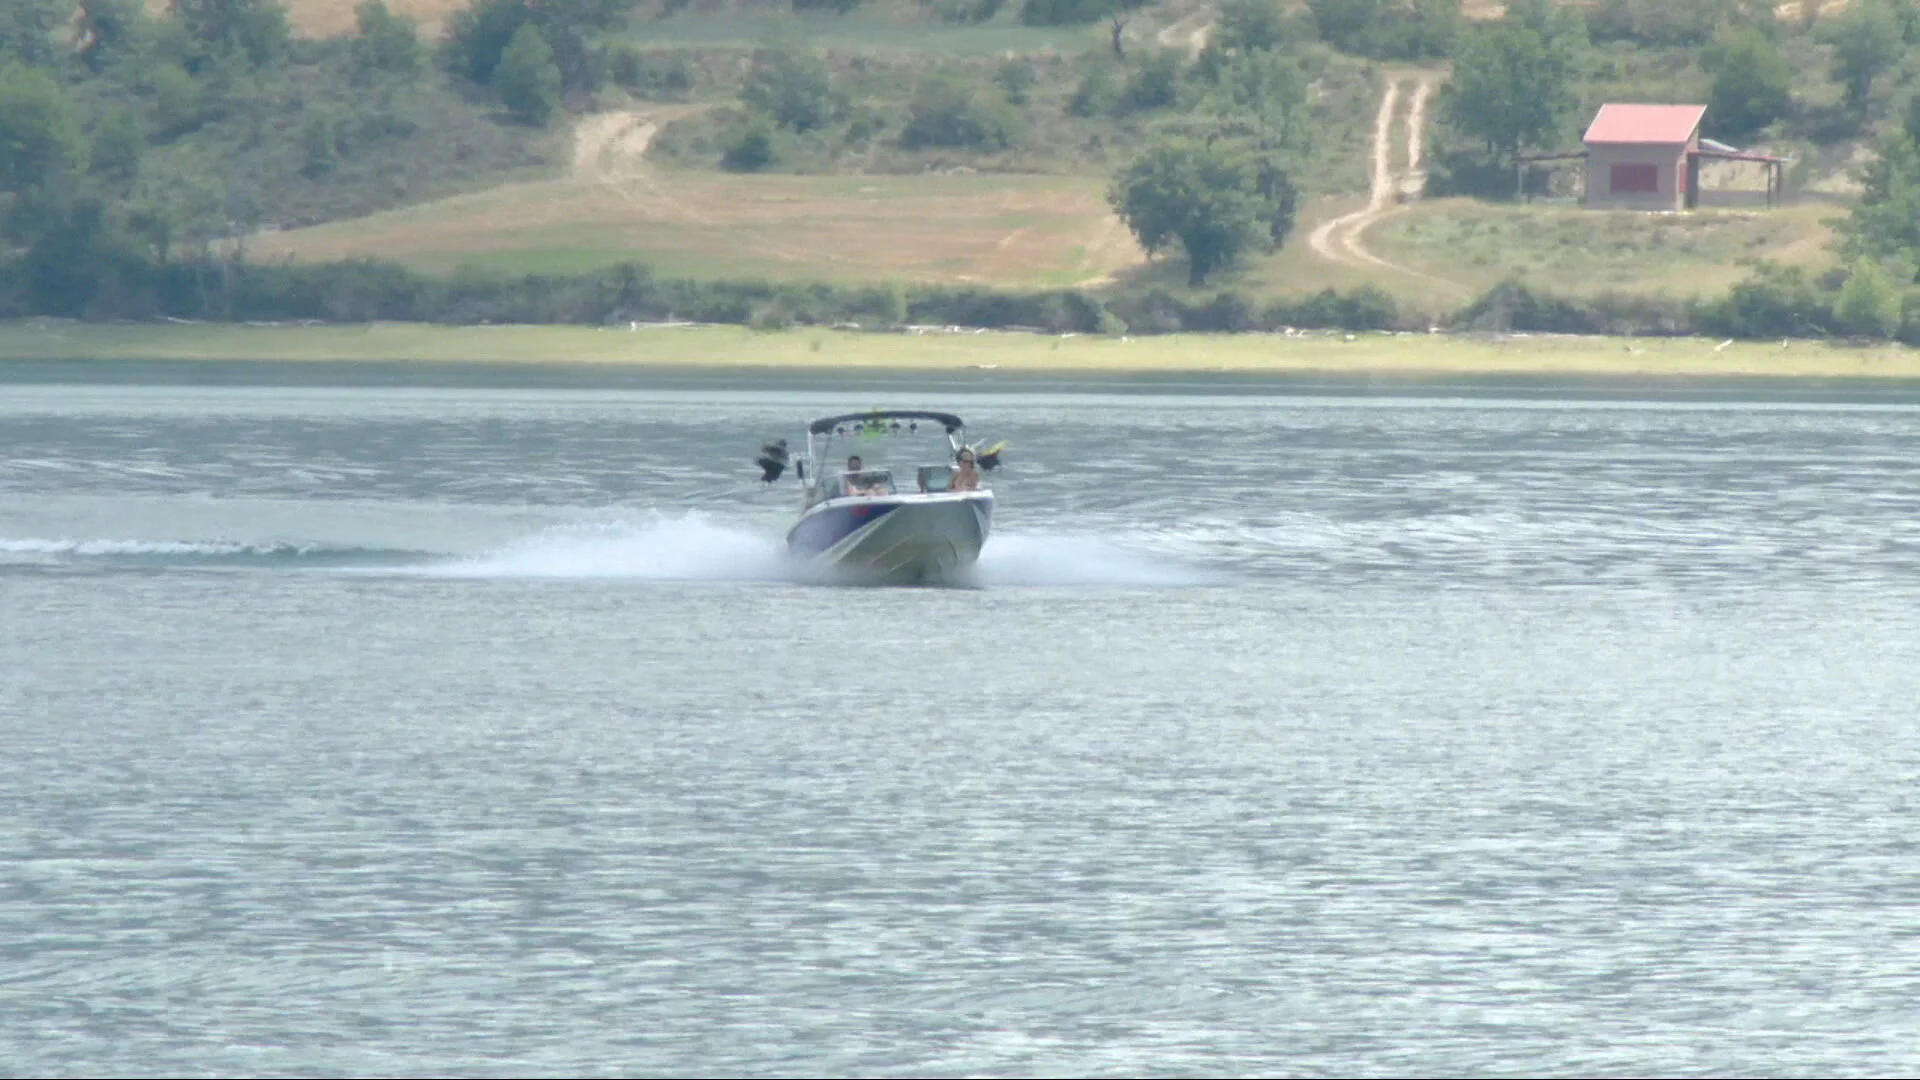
(1356, 198, 1840, 299)
(8, 320, 1920, 380)
(249, 168, 1145, 286)
(278, 0, 466, 37)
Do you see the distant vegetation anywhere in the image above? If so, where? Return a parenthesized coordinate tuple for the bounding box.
(9, 0, 1920, 343)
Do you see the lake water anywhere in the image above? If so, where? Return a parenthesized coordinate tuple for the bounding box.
(7, 361, 1920, 1077)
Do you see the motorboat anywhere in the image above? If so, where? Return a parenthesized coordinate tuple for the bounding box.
(765, 410, 997, 585)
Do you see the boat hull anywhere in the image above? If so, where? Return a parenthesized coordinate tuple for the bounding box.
(786, 492, 993, 584)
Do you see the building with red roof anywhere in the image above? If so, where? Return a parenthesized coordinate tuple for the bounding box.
(1582, 104, 1708, 210)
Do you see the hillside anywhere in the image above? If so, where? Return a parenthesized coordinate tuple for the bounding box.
(7, 0, 1917, 338)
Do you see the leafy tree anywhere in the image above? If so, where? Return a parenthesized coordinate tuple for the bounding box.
(1214, 0, 1288, 54)
(741, 48, 837, 133)
(1822, 0, 1903, 110)
(1020, 0, 1145, 27)
(1306, 0, 1457, 59)
(1705, 27, 1791, 140)
(495, 24, 562, 125)
(351, 0, 424, 82)
(1588, 0, 1774, 46)
(900, 73, 1021, 150)
(994, 58, 1038, 105)
(89, 108, 146, 189)
(168, 0, 292, 70)
(1840, 134, 1920, 267)
(0, 65, 85, 205)
(301, 114, 339, 176)
(150, 63, 205, 137)
(77, 0, 154, 73)
(1117, 49, 1184, 115)
(1109, 137, 1295, 285)
(1, 0, 72, 68)
(721, 115, 777, 172)
(1068, 64, 1120, 117)
(1443, 14, 1583, 160)
(1305, 0, 1379, 52)
(1836, 257, 1902, 338)
(442, 0, 638, 92)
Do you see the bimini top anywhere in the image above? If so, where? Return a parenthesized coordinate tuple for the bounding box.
(808, 410, 964, 436)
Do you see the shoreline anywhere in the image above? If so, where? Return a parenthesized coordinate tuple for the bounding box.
(7, 320, 1920, 384)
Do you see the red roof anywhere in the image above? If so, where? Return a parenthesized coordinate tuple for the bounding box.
(1583, 104, 1706, 145)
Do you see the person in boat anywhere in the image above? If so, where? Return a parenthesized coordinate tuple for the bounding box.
(842, 455, 883, 496)
(949, 448, 982, 492)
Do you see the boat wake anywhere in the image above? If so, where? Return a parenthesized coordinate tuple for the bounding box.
(424, 514, 1210, 587)
(1, 513, 1213, 587)
(420, 514, 793, 582)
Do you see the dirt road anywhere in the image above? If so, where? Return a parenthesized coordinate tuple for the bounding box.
(1307, 73, 1448, 286)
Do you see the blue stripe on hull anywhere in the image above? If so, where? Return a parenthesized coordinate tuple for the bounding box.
(787, 501, 900, 557)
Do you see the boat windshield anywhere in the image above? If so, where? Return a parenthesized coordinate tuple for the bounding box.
(835, 470, 896, 497)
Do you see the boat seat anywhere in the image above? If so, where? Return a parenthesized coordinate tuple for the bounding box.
(917, 465, 953, 493)
(840, 470, 895, 496)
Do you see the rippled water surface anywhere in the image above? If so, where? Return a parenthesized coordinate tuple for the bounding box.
(7, 363, 1920, 1077)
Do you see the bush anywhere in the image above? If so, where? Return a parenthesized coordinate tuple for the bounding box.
(1117, 49, 1183, 115)
(1835, 258, 1902, 339)
(1701, 264, 1833, 338)
(721, 116, 777, 171)
(607, 46, 695, 100)
(1068, 65, 1120, 118)
(994, 58, 1038, 105)
(900, 74, 1022, 150)
(742, 48, 837, 132)
(495, 24, 561, 125)
(1020, 0, 1121, 26)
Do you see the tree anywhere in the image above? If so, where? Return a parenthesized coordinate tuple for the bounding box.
(741, 48, 837, 133)
(1839, 134, 1920, 267)
(1192, 47, 1308, 144)
(1443, 19, 1583, 160)
(89, 108, 146, 189)
(351, 0, 423, 82)
(441, 0, 639, 92)
(495, 24, 561, 125)
(1109, 137, 1294, 285)
(1589, 0, 1772, 46)
(168, 0, 292, 70)
(1705, 27, 1791, 140)
(1822, 0, 1903, 111)
(721, 115, 777, 172)
(1215, 0, 1288, 54)
(0, 65, 85, 206)
(900, 72, 1022, 150)
(1305, 0, 1379, 52)
(1019, 0, 1147, 26)
(1835, 257, 1902, 338)
(1117, 49, 1184, 115)
(1, 0, 72, 68)
(76, 0, 153, 73)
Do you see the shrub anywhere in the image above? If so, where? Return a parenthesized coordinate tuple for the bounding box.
(900, 74, 1022, 150)
(721, 115, 777, 171)
(742, 48, 837, 132)
(1835, 258, 1902, 339)
(495, 24, 561, 126)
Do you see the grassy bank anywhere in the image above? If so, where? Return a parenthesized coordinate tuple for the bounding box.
(7, 320, 1920, 379)
(249, 171, 1139, 287)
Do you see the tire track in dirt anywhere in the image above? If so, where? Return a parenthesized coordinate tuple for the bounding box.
(574, 108, 821, 267)
(1155, 6, 1216, 58)
(1307, 73, 1456, 290)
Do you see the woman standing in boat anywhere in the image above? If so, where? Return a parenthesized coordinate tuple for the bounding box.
(949, 449, 981, 492)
